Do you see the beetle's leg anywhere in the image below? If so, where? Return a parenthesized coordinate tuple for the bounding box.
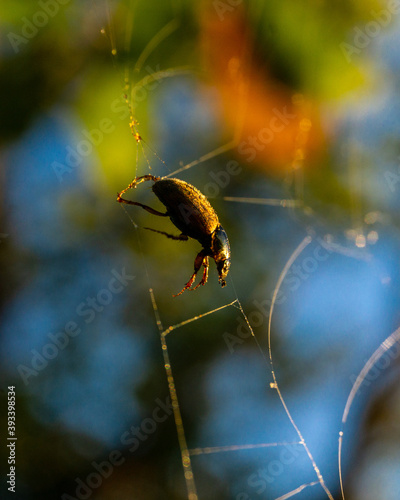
(117, 198, 168, 217)
(189, 256, 209, 291)
(143, 227, 189, 241)
(173, 250, 207, 297)
(117, 175, 167, 216)
(119, 174, 160, 197)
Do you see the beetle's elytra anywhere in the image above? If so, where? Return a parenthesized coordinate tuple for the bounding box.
(117, 174, 231, 296)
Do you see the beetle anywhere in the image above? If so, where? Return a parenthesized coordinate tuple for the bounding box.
(117, 174, 231, 296)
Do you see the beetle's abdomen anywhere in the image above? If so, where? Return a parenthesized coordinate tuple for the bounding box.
(152, 178, 219, 243)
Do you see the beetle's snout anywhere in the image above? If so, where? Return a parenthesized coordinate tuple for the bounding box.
(217, 258, 231, 287)
(212, 225, 231, 287)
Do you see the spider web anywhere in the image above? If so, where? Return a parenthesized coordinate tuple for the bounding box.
(93, 1, 400, 499)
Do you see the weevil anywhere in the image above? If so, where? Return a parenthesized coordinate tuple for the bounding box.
(117, 174, 231, 296)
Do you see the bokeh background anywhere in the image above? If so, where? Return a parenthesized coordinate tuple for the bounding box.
(1, 0, 400, 499)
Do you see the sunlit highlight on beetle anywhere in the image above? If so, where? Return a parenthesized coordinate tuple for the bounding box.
(117, 175, 231, 296)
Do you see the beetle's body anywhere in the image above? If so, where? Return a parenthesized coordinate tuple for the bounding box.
(152, 178, 219, 247)
(117, 174, 231, 296)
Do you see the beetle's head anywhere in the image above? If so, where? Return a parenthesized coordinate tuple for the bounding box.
(211, 225, 231, 287)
